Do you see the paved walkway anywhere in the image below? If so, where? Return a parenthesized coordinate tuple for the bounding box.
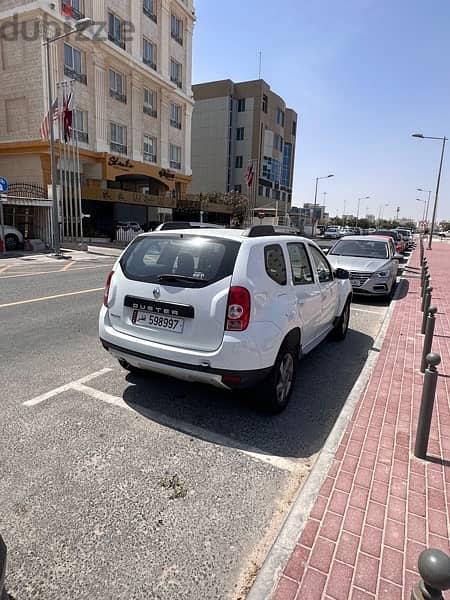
(274, 239, 450, 600)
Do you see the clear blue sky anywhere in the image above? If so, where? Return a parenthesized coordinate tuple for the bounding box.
(192, 0, 450, 222)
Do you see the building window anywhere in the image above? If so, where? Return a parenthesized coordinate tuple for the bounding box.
(170, 103, 182, 129)
(143, 88, 157, 118)
(265, 187, 270, 198)
(263, 156, 281, 183)
(171, 14, 183, 45)
(64, 43, 86, 84)
(274, 133, 283, 152)
(108, 12, 125, 50)
(281, 142, 292, 187)
(169, 144, 181, 170)
(235, 155, 243, 168)
(73, 109, 88, 143)
(234, 184, 242, 193)
(110, 122, 127, 155)
(61, 0, 84, 20)
(143, 38, 157, 70)
(236, 127, 244, 141)
(262, 94, 268, 113)
(143, 0, 157, 22)
(143, 134, 157, 163)
(292, 120, 297, 136)
(237, 98, 246, 112)
(109, 69, 126, 103)
(170, 59, 182, 88)
(276, 107, 285, 126)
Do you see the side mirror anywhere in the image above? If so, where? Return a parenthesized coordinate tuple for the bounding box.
(334, 268, 349, 280)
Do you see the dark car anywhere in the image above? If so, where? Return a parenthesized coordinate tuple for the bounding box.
(374, 229, 405, 254)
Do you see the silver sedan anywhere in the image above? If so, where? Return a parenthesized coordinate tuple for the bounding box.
(327, 235, 400, 299)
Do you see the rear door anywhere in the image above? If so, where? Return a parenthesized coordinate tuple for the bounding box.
(286, 242, 323, 346)
(108, 234, 241, 352)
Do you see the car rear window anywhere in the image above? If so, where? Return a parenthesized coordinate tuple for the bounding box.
(120, 235, 241, 287)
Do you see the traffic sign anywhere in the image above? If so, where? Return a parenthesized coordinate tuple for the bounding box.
(258, 210, 265, 219)
(0, 177, 8, 193)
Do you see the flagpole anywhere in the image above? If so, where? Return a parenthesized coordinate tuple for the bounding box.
(73, 84, 83, 240)
(57, 82, 66, 243)
(66, 81, 74, 239)
(62, 82, 70, 241)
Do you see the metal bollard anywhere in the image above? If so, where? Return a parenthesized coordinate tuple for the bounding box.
(421, 274, 430, 298)
(421, 307, 438, 373)
(414, 353, 441, 459)
(421, 286, 432, 315)
(411, 549, 450, 599)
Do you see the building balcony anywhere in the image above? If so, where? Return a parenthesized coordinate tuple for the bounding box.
(110, 89, 127, 104)
(64, 66, 87, 85)
(61, 3, 85, 20)
(74, 130, 88, 144)
(143, 57, 157, 71)
(170, 77, 182, 89)
(170, 119, 182, 130)
(171, 32, 183, 46)
(170, 160, 181, 170)
(143, 105, 157, 118)
(144, 152, 157, 163)
(110, 142, 127, 155)
(108, 33, 126, 51)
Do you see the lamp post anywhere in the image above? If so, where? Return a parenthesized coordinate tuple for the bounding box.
(378, 203, 390, 227)
(417, 188, 432, 230)
(312, 174, 334, 237)
(412, 134, 447, 249)
(44, 17, 94, 255)
(416, 198, 427, 229)
(356, 196, 370, 226)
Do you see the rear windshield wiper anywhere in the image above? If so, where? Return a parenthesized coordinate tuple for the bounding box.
(158, 274, 209, 283)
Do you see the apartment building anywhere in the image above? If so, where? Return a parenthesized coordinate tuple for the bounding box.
(0, 0, 195, 238)
(190, 79, 297, 218)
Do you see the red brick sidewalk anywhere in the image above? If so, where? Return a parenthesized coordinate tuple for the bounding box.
(274, 240, 450, 600)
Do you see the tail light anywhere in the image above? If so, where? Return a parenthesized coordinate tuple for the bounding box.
(225, 286, 251, 331)
(103, 271, 114, 307)
(396, 243, 402, 252)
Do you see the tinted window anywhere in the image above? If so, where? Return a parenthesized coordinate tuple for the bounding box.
(309, 246, 333, 283)
(264, 244, 287, 285)
(287, 243, 314, 285)
(120, 235, 240, 287)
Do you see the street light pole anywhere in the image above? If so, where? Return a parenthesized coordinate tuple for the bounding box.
(412, 134, 447, 250)
(416, 198, 426, 227)
(45, 38, 60, 255)
(356, 196, 370, 226)
(312, 174, 334, 237)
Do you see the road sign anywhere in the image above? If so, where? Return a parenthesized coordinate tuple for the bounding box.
(258, 210, 265, 219)
(0, 177, 8, 193)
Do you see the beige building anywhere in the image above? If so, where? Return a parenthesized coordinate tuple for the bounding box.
(0, 0, 195, 238)
(190, 79, 297, 218)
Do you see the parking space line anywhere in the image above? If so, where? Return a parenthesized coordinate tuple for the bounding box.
(23, 370, 298, 473)
(0, 287, 104, 309)
(0, 264, 114, 280)
(352, 307, 387, 316)
(23, 368, 113, 407)
(61, 261, 76, 271)
(0, 265, 12, 274)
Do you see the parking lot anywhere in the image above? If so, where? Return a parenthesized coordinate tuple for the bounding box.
(0, 252, 394, 599)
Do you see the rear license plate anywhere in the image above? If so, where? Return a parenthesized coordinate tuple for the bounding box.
(350, 279, 362, 287)
(132, 310, 184, 333)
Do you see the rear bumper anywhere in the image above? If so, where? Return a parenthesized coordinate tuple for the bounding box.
(100, 338, 271, 389)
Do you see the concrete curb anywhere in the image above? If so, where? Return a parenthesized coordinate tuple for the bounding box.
(246, 266, 411, 599)
(86, 245, 123, 258)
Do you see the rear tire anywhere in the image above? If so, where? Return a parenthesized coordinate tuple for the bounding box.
(258, 343, 298, 414)
(331, 298, 351, 340)
(118, 358, 145, 375)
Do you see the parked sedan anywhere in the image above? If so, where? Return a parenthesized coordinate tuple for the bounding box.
(374, 229, 405, 254)
(323, 226, 342, 239)
(327, 235, 400, 298)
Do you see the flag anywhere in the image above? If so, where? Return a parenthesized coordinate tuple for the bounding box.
(61, 1, 74, 18)
(63, 91, 74, 142)
(244, 161, 254, 187)
(40, 98, 59, 141)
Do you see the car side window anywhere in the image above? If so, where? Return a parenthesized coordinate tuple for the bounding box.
(264, 244, 287, 285)
(309, 246, 333, 283)
(287, 243, 314, 285)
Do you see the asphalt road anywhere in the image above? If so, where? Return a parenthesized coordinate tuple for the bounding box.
(0, 253, 391, 600)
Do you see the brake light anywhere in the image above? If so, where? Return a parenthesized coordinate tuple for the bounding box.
(396, 243, 402, 252)
(103, 271, 114, 307)
(225, 286, 251, 331)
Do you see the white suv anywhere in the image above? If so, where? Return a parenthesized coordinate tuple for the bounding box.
(99, 225, 352, 412)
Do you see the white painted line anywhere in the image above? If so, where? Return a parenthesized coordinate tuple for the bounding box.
(23, 368, 113, 406)
(352, 307, 386, 316)
(71, 382, 133, 412)
(0, 287, 104, 309)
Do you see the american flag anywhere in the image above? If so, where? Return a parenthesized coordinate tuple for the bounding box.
(40, 98, 59, 141)
(244, 161, 254, 187)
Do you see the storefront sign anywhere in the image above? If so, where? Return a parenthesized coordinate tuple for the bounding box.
(82, 187, 176, 208)
(108, 156, 135, 171)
